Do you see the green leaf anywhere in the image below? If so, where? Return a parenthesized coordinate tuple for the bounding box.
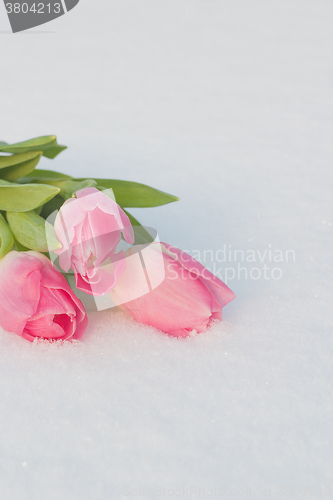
(19, 168, 72, 183)
(21, 174, 179, 207)
(0, 183, 60, 212)
(99, 187, 116, 202)
(123, 209, 155, 244)
(34, 205, 43, 216)
(43, 178, 97, 200)
(7, 210, 61, 253)
(0, 135, 67, 159)
(14, 239, 30, 252)
(77, 179, 179, 207)
(21, 175, 97, 200)
(0, 152, 41, 170)
(0, 213, 14, 258)
(42, 146, 67, 159)
(40, 195, 64, 219)
(0, 151, 42, 182)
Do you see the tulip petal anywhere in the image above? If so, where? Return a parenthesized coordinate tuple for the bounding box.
(86, 208, 122, 264)
(113, 248, 216, 333)
(33, 287, 76, 320)
(24, 314, 70, 339)
(161, 243, 236, 307)
(111, 243, 235, 336)
(119, 208, 134, 244)
(54, 197, 85, 246)
(0, 251, 87, 342)
(75, 251, 127, 296)
(167, 328, 193, 338)
(54, 188, 134, 295)
(0, 251, 41, 334)
(76, 188, 134, 244)
(29, 252, 88, 328)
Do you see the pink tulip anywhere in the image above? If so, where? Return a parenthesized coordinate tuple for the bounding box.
(54, 187, 134, 296)
(110, 243, 236, 337)
(0, 251, 88, 342)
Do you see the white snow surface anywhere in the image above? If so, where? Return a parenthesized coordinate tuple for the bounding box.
(0, 1, 333, 498)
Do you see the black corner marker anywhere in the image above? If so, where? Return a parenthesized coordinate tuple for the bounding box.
(64, 0, 80, 12)
(3, 0, 80, 33)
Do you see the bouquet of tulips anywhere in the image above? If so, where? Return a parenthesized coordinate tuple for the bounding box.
(0, 135, 235, 342)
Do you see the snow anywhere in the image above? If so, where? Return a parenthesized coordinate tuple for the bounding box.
(0, 0, 333, 497)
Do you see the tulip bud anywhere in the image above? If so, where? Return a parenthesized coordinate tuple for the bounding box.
(0, 251, 87, 342)
(110, 242, 236, 337)
(53, 187, 134, 296)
